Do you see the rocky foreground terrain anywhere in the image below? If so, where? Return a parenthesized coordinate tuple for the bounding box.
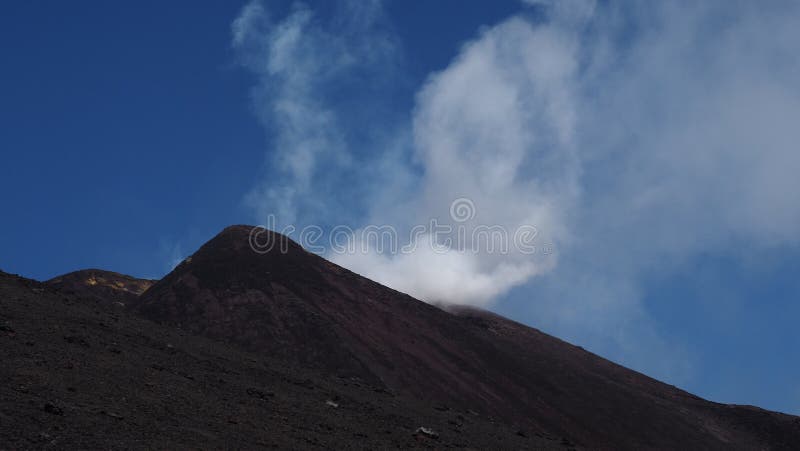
(0, 271, 557, 449)
(2, 225, 799, 449)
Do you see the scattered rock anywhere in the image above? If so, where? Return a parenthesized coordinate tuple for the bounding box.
(325, 400, 339, 408)
(414, 426, 439, 439)
(246, 387, 275, 401)
(43, 403, 64, 416)
(290, 378, 315, 389)
(102, 411, 124, 420)
(372, 387, 395, 396)
(63, 335, 90, 347)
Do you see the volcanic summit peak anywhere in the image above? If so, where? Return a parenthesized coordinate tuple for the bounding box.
(198, 224, 307, 256)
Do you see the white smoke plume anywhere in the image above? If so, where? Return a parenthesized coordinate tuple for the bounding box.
(234, 0, 800, 379)
(332, 13, 583, 306)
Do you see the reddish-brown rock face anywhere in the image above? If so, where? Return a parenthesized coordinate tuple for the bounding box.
(134, 225, 800, 449)
(47, 269, 155, 305)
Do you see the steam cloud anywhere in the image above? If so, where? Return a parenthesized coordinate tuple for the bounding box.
(233, 0, 800, 379)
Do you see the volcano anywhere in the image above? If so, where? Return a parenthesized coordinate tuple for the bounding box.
(2, 225, 799, 449)
(129, 225, 799, 449)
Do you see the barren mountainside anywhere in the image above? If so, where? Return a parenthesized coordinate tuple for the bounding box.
(0, 270, 552, 449)
(1, 225, 798, 449)
(133, 225, 800, 449)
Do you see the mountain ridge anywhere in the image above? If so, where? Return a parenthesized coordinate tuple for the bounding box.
(4, 225, 797, 448)
(46, 268, 156, 305)
(128, 225, 800, 449)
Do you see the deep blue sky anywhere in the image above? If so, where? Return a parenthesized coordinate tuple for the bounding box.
(0, 0, 520, 280)
(2, 1, 799, 416)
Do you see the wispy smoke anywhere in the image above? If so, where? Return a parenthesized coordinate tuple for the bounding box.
(232, 0, 403, 229)
(233, 0, 800, 379)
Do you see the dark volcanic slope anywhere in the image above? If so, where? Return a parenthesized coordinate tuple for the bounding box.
(450, 306, 800, 449)
(46, 269, 155, 305)
(136, 225, 800, 450)
(0, 270, 561, 449)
